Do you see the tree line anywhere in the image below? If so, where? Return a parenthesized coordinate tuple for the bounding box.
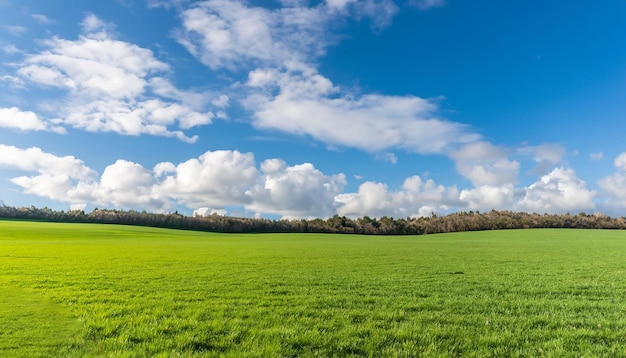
(1, 204, 626, 235)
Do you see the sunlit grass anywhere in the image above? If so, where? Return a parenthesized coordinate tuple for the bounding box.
(2, 221, 626, 356)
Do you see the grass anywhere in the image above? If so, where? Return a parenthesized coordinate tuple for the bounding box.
(2, 221, 626, 356)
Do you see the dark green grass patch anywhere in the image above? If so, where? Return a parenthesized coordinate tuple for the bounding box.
(2, 221, 626, 356)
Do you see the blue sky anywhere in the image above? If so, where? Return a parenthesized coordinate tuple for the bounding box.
(1, 0, 625, 218)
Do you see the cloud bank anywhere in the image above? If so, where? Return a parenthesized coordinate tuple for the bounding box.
(1, 144, 610, 219)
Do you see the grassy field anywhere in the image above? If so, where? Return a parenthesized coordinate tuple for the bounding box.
(2, 221, 626, 356)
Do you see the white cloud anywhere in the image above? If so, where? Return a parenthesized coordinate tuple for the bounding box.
(175, 0, 480, 155)
(353, 0, 398, 30)
(326, 0, 357, 11)
(11, 14, 217, 141)
(1, 145, 97, 207)
(459, 184, 515, 211)
(0, 143, 609, 217)
(0, 107, 64, 132)
(450, 142, 519, 186)
(336, 175, 460, 218)
(70, 160, 165, 209)
(246, 159, 346, 218)
(176, 0, 323, 71)
(245, 68, 480, 154)
(614, 152, 626, 171)
(1, 144, 355, 217)
(0, 144, 96, 179)
(155, 150, 258, 208)
(1, 146, 257, 211)
(175, 0, 397, 71)
(80, 13, 113, 34)
(19, 33, 169, 97)
(516, 167, 595, 213)
(211, 94, 230, 108)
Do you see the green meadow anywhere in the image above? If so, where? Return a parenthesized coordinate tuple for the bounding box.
(2, 221, 626, 356)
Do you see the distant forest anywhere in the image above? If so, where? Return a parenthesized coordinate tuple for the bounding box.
(1, 204, 626, 235)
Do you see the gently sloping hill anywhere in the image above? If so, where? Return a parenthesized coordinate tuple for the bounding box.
(0, 286, 83, 357)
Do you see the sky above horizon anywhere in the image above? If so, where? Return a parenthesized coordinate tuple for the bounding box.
(1, 0, 625, 219)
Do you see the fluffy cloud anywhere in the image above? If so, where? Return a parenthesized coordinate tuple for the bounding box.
(450, 142, 519, 186)
(11, 15, 216, 141)
(614, 152, 626, 171)
(155, 150, 258, 208)
(336, 175, 460, 218)
(0, 107, 64, 132)
(245, 68, 480, 154)
(459, 184, 516, 211)
(0, 145, 97, 205)
(0, 143, 609, 218)
(516, 167, 595, 213)
(0, 144, 95, 179)
(246, 159, 346, 218)
(176, 0, 397, 71)
(1, 144, 352, 217)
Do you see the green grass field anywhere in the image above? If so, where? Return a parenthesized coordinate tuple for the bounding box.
(2, 220, 626, 356)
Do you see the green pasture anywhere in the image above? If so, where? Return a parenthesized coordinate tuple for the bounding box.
(2, 221, 626, 356)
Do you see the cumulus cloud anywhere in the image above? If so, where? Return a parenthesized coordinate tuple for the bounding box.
(614, 152, 626, 171)
(459, 184, 515, 211)
(0, 107, 64, 132)
(0, 144, 356, 217)
(246, 159, 346, 218)
(516, 167, 595, 213)
(0, 144, 96, 179)
(0, 145, 97, 206)
(336, 175, 460, 218)
(11, 14, 217, 141)
(155, 150, 258, 209)
(450, 142, 519, 186)
(66, 159, 168, 211)
(0, 143, 608, 217)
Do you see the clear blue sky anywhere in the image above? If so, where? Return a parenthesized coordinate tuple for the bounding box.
(1, 0, 625, 218)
